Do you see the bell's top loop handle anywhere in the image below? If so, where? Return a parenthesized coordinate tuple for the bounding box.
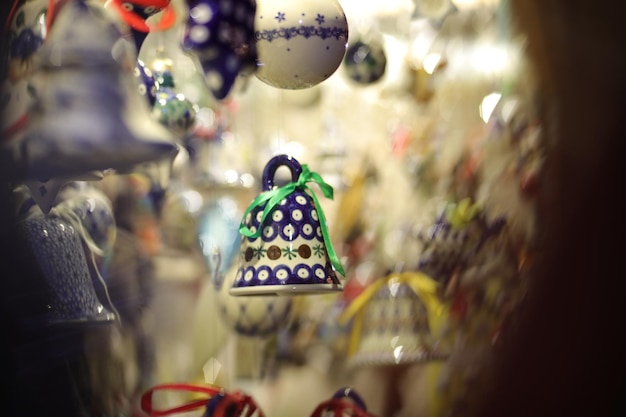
(261, 154, 302, 192)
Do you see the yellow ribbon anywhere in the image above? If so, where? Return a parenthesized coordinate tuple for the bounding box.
(444, 198, 481, 230)
(338, 271, 447, 357)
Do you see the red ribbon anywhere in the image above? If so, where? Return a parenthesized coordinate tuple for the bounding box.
(109, 0, 176, 33)
(140, 383, 265, 417)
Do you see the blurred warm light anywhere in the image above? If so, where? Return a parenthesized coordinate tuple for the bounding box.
(453, 0, 500, 10)
(179, 189, 204, 214)
(480, 92, 502, 123)
(423, 52, 442, 74)
(472, 44, 509, 75)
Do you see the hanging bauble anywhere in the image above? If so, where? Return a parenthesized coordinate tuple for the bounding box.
(151, 71, 197, 140)
(216, 263, 295, 337)
(342, 39, 387, 85)
(181, 0, 257, 100)
(254, 0, 349, 89)
(15, 0, 178, 182)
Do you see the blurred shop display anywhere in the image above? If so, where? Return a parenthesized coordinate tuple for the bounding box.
(0, 0, 544, 416)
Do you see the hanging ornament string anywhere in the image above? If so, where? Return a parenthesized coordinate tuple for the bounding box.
(141, 383, 264, 417)
(109, 0, 176, 33)
(338, 271, 447, 356)
(239, 164, 346, 277)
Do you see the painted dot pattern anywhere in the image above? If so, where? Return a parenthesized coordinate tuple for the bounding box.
(235, 189, 338, 288)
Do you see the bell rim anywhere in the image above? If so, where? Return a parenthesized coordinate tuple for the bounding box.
(229, 283, 343, 296)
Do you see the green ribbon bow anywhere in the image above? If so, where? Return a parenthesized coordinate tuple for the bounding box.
(239, 164, 345, 277)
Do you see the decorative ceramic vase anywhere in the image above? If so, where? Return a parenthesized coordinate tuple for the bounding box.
(17, 213, 116, 325)
(254, 0, 349, 89)
(181, 0, 257, 100)
(232, 154, 344, 295)
(17, 0, 178, 181)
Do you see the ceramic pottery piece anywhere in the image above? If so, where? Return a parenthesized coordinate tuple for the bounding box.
(17, 213, 116, 325)
(311, 388, 372, 417)
(342, 39, 387, 84)
(197, 196, 243, 287)
(0, 0, 49, 176)
(416, 201, 506, 288)
(348, 280, 449, 367)
(254, 0, 349, 89)
(21, 170, 104, 215)
(182, 0, 257, 100)
(135, 59, 158, 107)
(216, 264, 294, 337)
(232, 154, 343, 295)
(17, 0, 178, 181)
(152, 71, 197, 140)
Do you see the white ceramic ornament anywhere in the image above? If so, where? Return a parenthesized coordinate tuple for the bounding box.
(254, 0, 349, 89)
(215, 263, 294, 338)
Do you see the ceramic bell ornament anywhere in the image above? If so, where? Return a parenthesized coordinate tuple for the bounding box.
(232, 154, 344, 296)
(0, 0, 49, 180)
(181, 0, 258, 100)
(339, 271, 450, 367)
(16, 204, 117, 326)
(17, 0, 178, 182)
(254, 0, 349, 89)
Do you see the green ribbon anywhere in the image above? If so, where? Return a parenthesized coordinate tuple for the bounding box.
(239, 164, 345, 277)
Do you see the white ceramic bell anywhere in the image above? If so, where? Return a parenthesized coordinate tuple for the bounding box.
(254, 0, 349, 89)
(16, 0, 178, 181)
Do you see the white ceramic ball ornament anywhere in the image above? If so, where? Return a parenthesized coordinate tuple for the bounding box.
(254, 0, 349, 89)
